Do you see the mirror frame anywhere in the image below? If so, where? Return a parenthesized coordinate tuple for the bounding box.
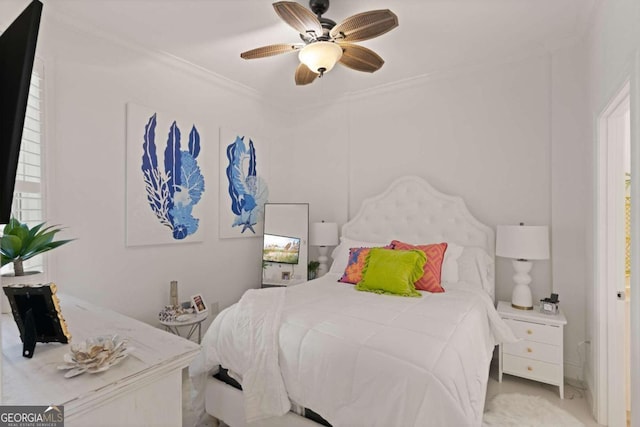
(262, 203, 309, 287)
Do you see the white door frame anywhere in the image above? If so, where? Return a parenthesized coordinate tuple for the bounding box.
(595, 79, 630, 427)
(630, 50, 640, 427)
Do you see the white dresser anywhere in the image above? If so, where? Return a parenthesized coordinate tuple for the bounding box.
(2, 294, 200, 426)
(497, 300, 567, 398)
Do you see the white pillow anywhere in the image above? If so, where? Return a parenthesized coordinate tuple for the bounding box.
(457, 246, 494, 299)
(441, 243, 464, 283)
(328, 237, 389, 275)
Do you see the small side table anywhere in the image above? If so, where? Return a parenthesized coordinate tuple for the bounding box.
(497, 300, 567, 398)
(160, 312, 208, 344)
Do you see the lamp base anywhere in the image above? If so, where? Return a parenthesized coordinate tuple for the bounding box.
(511, 282, 533, 310)
(317, 246, 329, 277)
(510, 259, 534, 310)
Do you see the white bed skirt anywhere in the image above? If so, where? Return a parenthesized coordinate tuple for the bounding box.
(204, 376, 321, 427)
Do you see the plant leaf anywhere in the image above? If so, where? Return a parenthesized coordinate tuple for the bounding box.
(0, 218, 73, 264)
(188, 125, 200, 159)
(225, 136, 245, 216)
(141, 114, 173, 230)
(23, 239, 74, 260)
(0, 235, 21, 260)
(164, 121, 182, 199)
(142, 114, 159, 174)
(23, 230, 58, 258)
(248, 139, 257, 178)
(27, 222, 46, 237)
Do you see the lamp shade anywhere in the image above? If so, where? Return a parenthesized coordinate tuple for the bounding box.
(496, 225, 549, 260)
(310, 222, 339, 247)
(298, 41, 343, 75)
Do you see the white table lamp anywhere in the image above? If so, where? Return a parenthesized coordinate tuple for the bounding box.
(496, 223, 549, 310)
(310, 221, 339, 277)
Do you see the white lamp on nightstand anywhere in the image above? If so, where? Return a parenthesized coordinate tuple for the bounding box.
(310, 221, 339, 277)
(496, 223, 549, 310)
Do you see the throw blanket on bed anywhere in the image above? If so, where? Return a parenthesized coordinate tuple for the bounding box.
(190, 278, 517, 427)
(189, 287, 290, 423)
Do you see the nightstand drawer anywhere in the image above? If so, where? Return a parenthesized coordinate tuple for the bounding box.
(502, 340, 561, 364)
(502, 354, 561, 385)
(503, 318, 562, 345)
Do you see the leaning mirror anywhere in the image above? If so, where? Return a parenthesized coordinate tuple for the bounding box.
(262, 203, 309, 287)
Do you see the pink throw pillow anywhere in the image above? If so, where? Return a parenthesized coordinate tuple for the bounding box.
(390, 240, 448, 293)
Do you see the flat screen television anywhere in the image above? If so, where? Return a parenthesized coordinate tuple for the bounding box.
(262, 234, 301, 265)
(0, 0, 43, 224)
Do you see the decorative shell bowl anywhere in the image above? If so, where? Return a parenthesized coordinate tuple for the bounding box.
(58, 334, 132, 378)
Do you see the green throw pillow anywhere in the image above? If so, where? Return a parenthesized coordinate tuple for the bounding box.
(355, 247, 426, 297)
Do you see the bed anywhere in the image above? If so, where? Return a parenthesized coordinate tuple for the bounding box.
(189, 176, 516, 427)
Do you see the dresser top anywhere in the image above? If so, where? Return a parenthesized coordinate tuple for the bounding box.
(2, 294, 201, 410)
(497, 300, 567, 325)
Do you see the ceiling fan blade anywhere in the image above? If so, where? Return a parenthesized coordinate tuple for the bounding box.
(338, 43, 384, 73)
(240, 43, 302, 60)
(273, 1, 323, 38)
(295, 63, 319, 86)
(330, 10, 398, 42)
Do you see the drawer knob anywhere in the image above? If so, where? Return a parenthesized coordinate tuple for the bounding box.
(527, 366, 533, 371)
(527, 329, 533, 335)
(527, 348, 533, 353)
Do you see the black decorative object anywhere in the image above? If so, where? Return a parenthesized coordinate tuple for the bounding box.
(540, 293, 560, 315)
(0, 0, 43, 223)
(3, 283, 71, 358)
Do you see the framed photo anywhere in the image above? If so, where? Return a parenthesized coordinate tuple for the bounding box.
(281, 271, 291, 281)
(3, 283, 71, 358)
(191, 294, 208, 313)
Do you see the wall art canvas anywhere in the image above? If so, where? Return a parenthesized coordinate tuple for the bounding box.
(219, 128, 269, 239)
(126, 103, 206, 246)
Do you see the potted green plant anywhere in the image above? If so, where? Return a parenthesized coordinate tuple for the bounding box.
(1, 217, 73, 276)
(308, 260, 320, 280)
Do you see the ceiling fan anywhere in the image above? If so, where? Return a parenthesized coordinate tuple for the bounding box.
(240, 0, 398, 86)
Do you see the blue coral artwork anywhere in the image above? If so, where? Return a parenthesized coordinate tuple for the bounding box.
(219, 128, 269, 239)
(126, 103, 206, 246)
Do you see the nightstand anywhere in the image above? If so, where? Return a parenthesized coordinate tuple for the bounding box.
(497, 300, 567, 398)
(160, 311, 208, 344)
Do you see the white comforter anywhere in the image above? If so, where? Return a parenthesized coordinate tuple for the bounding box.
(190, 275, 516, 427)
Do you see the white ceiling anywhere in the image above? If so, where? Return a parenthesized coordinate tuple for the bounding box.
(8, 0, 596, 102)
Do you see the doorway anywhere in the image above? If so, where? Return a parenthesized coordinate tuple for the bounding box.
(596, 81, 630, 427)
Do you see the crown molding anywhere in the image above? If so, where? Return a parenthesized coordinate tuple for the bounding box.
(42, 6, 289, 114)
(340, 47, 551, 103)
(39, 2, 591, 113)
(276, 34, 585, 110)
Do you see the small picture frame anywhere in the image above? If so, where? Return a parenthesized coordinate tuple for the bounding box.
(3, 283, 71, 358)
(191, 294, 207, 313)
(281, 271, 291, 281)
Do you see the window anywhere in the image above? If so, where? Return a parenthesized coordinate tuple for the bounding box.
(1, 60, 44, 274)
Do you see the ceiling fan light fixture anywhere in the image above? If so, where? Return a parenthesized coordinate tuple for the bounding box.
(298, 41, 343, 76)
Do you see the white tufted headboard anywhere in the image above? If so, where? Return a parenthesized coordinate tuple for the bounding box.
(342, 176, 495, 295)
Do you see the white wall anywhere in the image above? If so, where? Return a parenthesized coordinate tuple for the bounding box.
(286, 54, 553, 303)
(30, 13, 285, 327)
(549, 40, 590, 381)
